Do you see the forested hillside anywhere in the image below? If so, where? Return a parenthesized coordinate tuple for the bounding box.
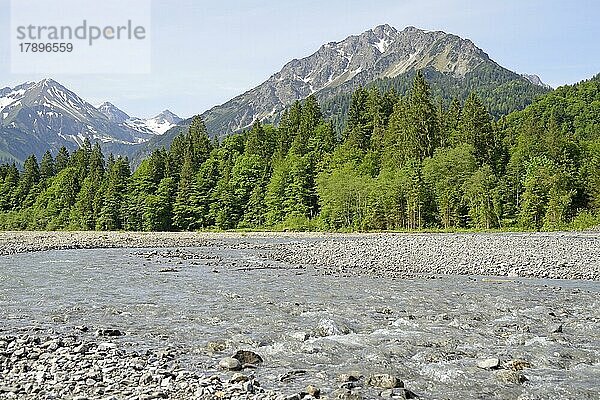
(1, 73, 598, 231)
(321, 64, 549, 133)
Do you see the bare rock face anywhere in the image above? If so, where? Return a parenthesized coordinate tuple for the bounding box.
(200, 25, 496, 136)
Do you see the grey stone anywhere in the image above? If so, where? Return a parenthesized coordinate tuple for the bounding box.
(496, 370, 528, 384)
(305, 384, 320, 398)
(330, 389, 363, 400)
(365, 374, 404, 389)
(550, 323, 563, 333)
(218, 357, 241, 371)
(477, 357, 500, 369)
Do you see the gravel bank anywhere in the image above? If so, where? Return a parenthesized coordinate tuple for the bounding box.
(0, 231, 232, 256)
(266, 232, 600, 281)
(1, 231, 599, 280)
(0, 330, 285, 400)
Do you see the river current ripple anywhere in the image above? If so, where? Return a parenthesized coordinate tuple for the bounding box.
(1, 245, 599, 399)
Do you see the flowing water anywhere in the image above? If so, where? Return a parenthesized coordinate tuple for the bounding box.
(1, 244, 599, 399)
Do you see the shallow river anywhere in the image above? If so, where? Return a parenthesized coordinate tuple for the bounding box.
(1, 244, 599, 399)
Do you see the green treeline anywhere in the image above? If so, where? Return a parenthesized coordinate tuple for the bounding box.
(1, 72, 599, 231)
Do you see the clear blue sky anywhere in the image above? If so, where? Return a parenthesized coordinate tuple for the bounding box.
(0, 0, 598, 118)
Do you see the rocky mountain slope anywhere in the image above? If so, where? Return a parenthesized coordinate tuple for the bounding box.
(196, 25, 550, 138)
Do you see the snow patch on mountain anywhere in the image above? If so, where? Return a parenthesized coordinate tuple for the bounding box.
(0, 83, 35, 113)
(124, 110, 182, 135)
(373, 38, 391, 53)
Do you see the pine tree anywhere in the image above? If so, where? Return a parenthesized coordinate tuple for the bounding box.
(458, 93, 496, 166)
(97, 156, 130, 230)
(245, 121, 273, 160)
(0, 164, 19, 211)
(172, 154, 197, 230)
(191, 157, 220, 228)
(187, 115, 213, 169)
(40, 151, 56, 182)
(142, 177, 176, 231)
(408, 71, 439, 160)
(344, 87, 372, 151)
(14, 155, 41, 208)
(276, 101, 302, 159)
(55, 147, 70, 172)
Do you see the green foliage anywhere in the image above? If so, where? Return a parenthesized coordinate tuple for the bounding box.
(1, 74, 598, 232)
(423, 145, 477, 228)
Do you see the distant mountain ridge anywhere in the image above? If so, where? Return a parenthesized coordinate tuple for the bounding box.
(0, 79, 181, 163)
(2, 25, 551, 164)
(194, 25, 550, 138)
(97, 102, 183, 136)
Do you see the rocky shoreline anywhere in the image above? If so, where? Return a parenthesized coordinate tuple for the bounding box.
(0, 330, 282, 400)
(0, 329, 422, 400)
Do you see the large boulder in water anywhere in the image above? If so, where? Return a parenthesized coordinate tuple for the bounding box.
(232, 350, 263, 365)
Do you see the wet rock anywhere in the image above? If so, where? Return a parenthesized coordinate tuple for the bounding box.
(206, 340, 227, 352)
(42, 338, 62, 351)
(338, 372, 362, 383)
(550, 323, 563, 333)
(290, 331, 310, 341)
(504, 359, 531, 371)
(0, 386, 19, 394)
(232, 349, 263, 365)
(315, 318, 351, 337)
(73, 344, 89, 354)
(496, 370, 528, 384)
(229, 373, 248, 383)
(96, 329, 123, 337)
(13, 347, 25, 357)
(279, 370, 307, 383)
(243, 380, 256, 393)
(380, 388, 418, 399)
(477, 357, 500, 370)
(365, 374, 404, 389)
(158, 268, 179, 273)
(218, 357, 241, 371)
(97, 342, 117, 351)
(330, 388, 363, 400)
(379, 388, 419, 399)
(301, 343, 321, 354)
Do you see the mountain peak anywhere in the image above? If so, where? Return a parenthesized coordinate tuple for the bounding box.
(153, 109, 182, 124)
(402, 25, 422, 33)
(196, 24, 550, 137)
(157, 109, 177, 117)
(372, 24, 397, 36)
(97, 101, 130, 123)
(38, 78, 60, 87)
(521, 74, 552, 89)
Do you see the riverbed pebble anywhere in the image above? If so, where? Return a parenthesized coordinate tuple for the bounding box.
(0, 333, 281, 399)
